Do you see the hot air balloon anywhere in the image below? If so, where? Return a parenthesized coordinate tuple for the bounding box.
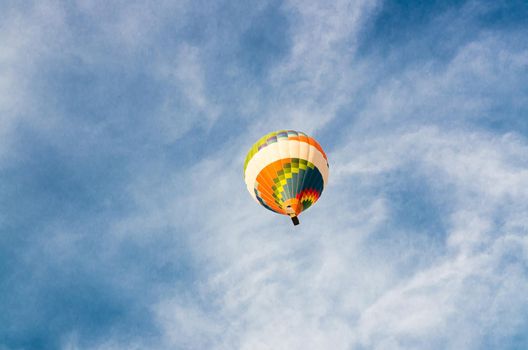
(243, 130, 329, 225)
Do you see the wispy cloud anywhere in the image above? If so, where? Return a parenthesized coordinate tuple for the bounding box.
(1, 0, 527, 349)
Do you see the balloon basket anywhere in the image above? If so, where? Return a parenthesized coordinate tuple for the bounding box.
(291, 216, 300, 226)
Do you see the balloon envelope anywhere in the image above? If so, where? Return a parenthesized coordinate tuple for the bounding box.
(244, 130, 329, 224)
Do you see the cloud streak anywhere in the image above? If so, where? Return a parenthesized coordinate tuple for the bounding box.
(1, 0, 527, 349)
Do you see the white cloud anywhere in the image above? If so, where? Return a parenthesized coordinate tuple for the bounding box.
(355, 33, 528, 128)
(154, 297, 222, 349)
(148, 67, 528, 350)
(74, 0, 189, 50)
(151, 126, 527, 350)
(2, 1, 526, 349)
(245, 0, 381, 135)
(155, 43, 221, 142)
(77, 1, 528, 347)
(0, 1, 66, 163)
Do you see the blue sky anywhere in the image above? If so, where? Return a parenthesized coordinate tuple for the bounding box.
(1, 0, 528, 349)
